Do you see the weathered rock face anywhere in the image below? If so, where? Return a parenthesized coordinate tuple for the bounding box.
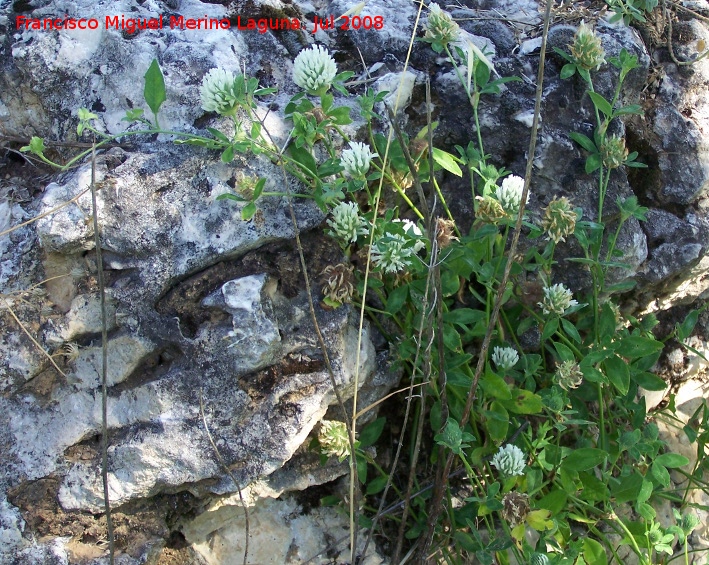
(3, 0, 709, 562)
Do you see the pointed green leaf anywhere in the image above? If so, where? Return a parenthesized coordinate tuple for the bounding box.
(485, 402, 509, 443)
(655, 453, 689, 468)
(216, 193, 247, 202)
(614, 104, 643, 116)
(359, 417, 386, 448)
(677, 309, 700, 341)
(366, 475, 389, 495)
(585, 153, 602, 174)
(480, 371, 512, 400)
(583, 538, 608, 565)
(552, 341, 576, 363)
(207, 127, 230, 144)
(611, 471, 643, 503)
(560, 318, 582, 343)
(604, 354, 630, 396)
(501, 389, 543, 414)
(569, 132, 598, 153)
(562, 448, 607, 472)
(560, 63, 577, 79)
(615, 335, 663, 359)
(241, 202, 257, 221)
(432, 148, 463, 177)
(588, 91, 613, 118)
(252, 178, 266, 200)
(144, 59, 166, 119)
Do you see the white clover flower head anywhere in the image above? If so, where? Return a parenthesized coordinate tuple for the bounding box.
(394, 219, 426, 253)
(491, 444, 526, 477)
(371, 232, 416, 274)
(293, 45, 338, 96)
(327, 201, 369, 245)
(538, 283, 578, 316)
(492, 346, 519, 371)
(341, 141, 377, 178)
(200, 68, 239, 115)
(494, 175, 528, 217)
(318, 420, 350, 460)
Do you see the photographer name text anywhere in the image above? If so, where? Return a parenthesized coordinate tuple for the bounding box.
(15, 13, 385, 34)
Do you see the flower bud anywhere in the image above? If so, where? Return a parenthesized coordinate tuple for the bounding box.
(424, 3, 460, 50)
(570, 23, 605, 71)
(600, 135, 628, 169)
(494, 174, 528, 217)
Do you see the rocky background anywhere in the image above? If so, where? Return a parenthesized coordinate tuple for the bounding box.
(2, 0, 709, 563)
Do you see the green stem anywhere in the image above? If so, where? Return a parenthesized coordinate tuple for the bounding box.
(431, 176, 459, 233)
(444, 45, 486, 165)
(610, 512, 649, 565)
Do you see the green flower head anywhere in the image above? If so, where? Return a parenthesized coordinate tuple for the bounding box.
(423, 3, 460, 52)
(600, 135, 628, 169)
(570, 23, 605, 71)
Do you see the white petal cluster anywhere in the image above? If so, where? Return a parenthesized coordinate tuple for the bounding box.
(200, 68, 238, 115)
(341, 141, 377, 178)
(491, 444, 526, 477)
(318, 420, 350, 460)
(491, 346, 519, 371)
(494, 175, 528, 217)
(394, 219, 426, 253)
(293, 45, 338, 95)
(371, 233, 416, 274)
(327, 201, 369, 245)
(538, 283, 579, 316)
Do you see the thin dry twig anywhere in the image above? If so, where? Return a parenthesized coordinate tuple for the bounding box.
(663, 0, 709, 66)
(199, 390, 249, 565)
(1, 296, 66, 377)
(0, 184, 94, 239)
